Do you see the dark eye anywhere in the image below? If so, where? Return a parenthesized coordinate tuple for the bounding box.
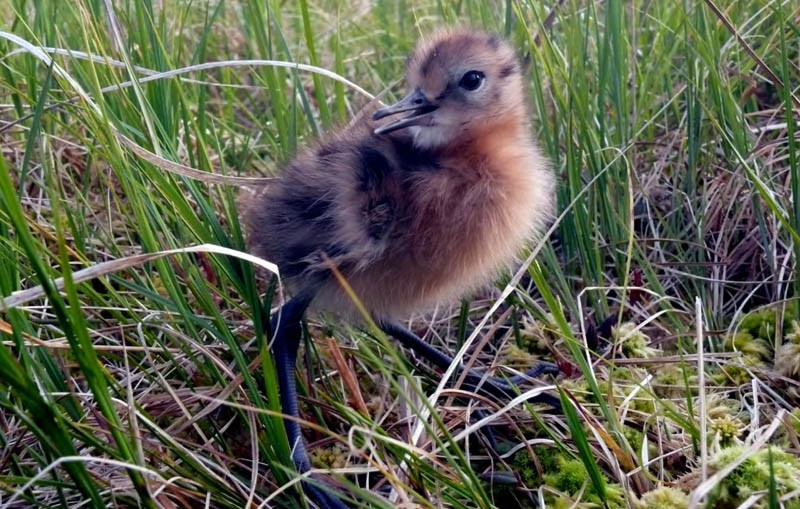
(459, 70, 485, 91)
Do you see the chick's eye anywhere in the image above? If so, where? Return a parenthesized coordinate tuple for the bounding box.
(459, 70, 484, 91)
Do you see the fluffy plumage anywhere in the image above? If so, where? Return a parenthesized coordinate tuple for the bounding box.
(244, 27, 554, 319)
(240, 27, 560, 509)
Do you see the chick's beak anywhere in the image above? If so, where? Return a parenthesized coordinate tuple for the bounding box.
(373, 88, 439, 135)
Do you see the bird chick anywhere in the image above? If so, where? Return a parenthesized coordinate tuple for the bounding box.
(246, 28, 553, 320)
(242, 27, 555, 509)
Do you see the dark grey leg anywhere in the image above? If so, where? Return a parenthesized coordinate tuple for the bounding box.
(378, 320, 560, 454)
(270, 289, 350, 509)
(378, 321, 561, 407)
(268, 305, 559, 507)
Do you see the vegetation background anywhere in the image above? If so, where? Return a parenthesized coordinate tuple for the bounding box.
(1, 0, 799, 507)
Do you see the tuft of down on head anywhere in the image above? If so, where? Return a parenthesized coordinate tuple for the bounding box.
(373, 28, 528, 149)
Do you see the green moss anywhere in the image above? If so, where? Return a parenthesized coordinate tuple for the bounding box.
(542, 457, 626, 508)
(603, 484, 627, 509)
(653, 364, 696, 399)
(614, 322, 660, 358)
(500, 342, 548, 372)
(593, 372, 656, 414)
(623, 426, 645, 455)
(786, 321, 800, 345)
(637, 486, 689, 508)
(710, 362, 759, 386)
(544, 457, 587, 494)
(494, 446, 571, 509)
(708, 445, 800, 508)
(704, 395, 742, 421)
(611, 365, 648, 382)
(738, 305, 786, 339)
(559, 378, 593, 403)
(511, 450, 541, 487)
(790, 409, 800, 436)
(723, 331, 771, 362)
(511, 445, 564, 487)
(518, 314, 561, 353)
(534, 445, 563, 473)
(309, 443, 349, 469)
(595, 379, 625, 406)
(709, 415, 743, 447)
(737, 303, 797, 349)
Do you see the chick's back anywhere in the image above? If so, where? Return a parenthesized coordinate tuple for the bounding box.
(245, 119, 430, 315)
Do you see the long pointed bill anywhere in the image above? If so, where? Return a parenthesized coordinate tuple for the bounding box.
(373, 88, 438, 135)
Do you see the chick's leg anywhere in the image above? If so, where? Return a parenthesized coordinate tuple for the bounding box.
(378, 321, 561, 407)
(378, 320, 560, 454)
(270, 288, 350, 509)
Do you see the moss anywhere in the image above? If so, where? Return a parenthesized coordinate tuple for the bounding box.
(559, 378, 592, 403)
(723, 331, 771, 362)
(490, 445, 557, 506)
(710, 362, 759, 386)
(709, 415, 744, 448)
(602, 483, 627, 509)
(595, 378, 625, 406)
(703, 395, 742, 421)
(534, 444, 563, 473)
(518, 314, 561, 353)
(511, 445, 565, 487)
(592, 371, 656, 414)
(611, 365, 647, 382)
(708, 445, 800, 508)
(737, 303, 797, 350)
(738, 304, 789, 340)
(637, 486, 689, 509)
(511, 449, 542, 487)
(653, 364, 697, 398)
(544, 457, 587, 494)
(542, 457, 626, 508)
(775, 341, 800, 379)
(786, 321, 800, 345)
(790, 409, 800, 436)
(500, 342, 548, 372)
(309, 443, 349, 469)
(509, 448, 635, 507)
(623, 426, 645, 455)
(614, 322, 660, 358)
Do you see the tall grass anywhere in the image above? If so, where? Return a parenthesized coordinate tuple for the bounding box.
(1, 0, 799, 507)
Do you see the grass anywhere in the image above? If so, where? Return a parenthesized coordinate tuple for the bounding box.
(1, 0, 799, 507)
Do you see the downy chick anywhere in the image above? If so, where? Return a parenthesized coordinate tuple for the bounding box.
(242, 27, 556, 509)
(246, 28, 554, 319)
